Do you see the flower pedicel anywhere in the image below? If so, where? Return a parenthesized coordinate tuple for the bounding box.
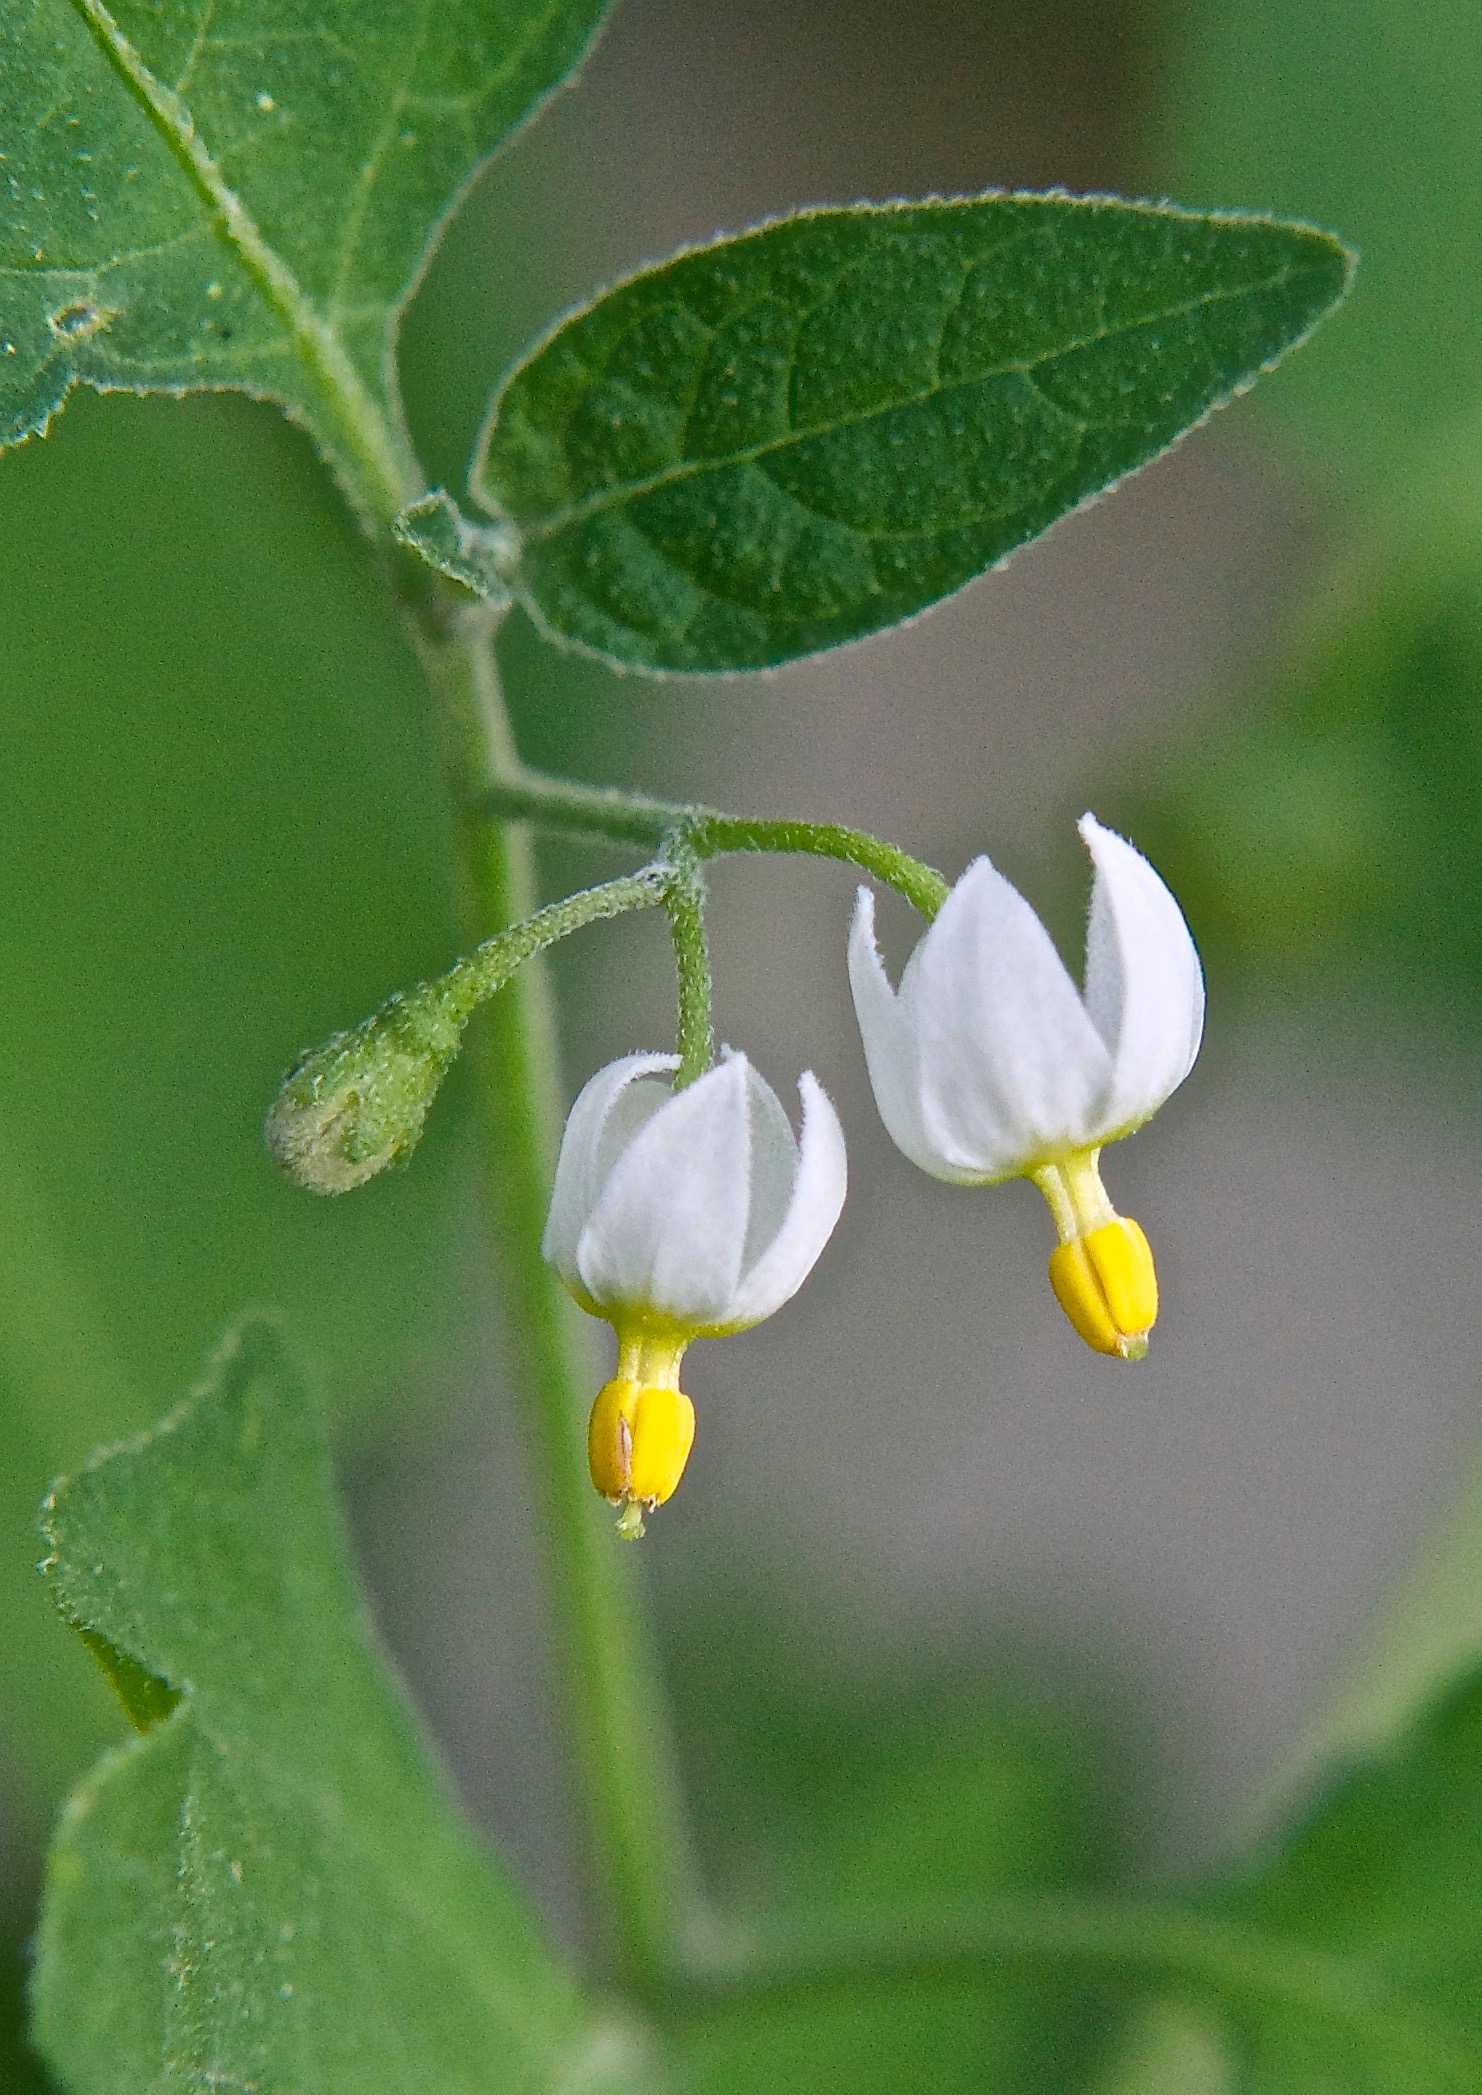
(849, 814, 1204, 1358)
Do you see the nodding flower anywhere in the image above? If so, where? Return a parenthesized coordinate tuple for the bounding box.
(849, 814, 1203, 1359)
(543, 1049, 847, 1534)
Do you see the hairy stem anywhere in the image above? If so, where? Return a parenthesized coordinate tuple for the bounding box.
(409, 601, 704, 1994)
(662, 857, 714, 1088)
(440, 868, 669, 1023)
(479, 770, 952, 919)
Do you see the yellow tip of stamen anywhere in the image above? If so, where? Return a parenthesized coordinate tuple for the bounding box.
(587, 1375, 696, 1525)
(1048, 1217, 1158, 1359)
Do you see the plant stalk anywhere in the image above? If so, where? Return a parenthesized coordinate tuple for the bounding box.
(410, 595, 704, 1995)
(662, 857, 715, 1087)
(478, 770, 952, 919)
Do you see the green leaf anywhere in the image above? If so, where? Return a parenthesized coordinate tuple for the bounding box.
(395, 488, 518, 603)
(32, 1319, 639, 2095)
(474, 193, 1353, 673)
(0, 0, 611, 511)
(1199, 1668, 1482, 2090)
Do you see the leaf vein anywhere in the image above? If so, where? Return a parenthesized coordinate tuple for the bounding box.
(523, 262, 1318, 541)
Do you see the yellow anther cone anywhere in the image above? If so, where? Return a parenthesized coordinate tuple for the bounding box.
(1048, 1217, 1158, 1359)
(587, 1377, 696, 1510)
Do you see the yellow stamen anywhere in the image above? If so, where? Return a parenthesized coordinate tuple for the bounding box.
(1031, 1153, 1158, 1360)
(587, 1329, 696, 1533)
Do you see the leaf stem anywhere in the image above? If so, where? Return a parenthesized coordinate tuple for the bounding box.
(478, 770, 952, 919)
(410, 602, 707, 1996)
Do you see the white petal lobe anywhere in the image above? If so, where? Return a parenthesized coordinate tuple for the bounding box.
(1079, 814, 1204, 1137)
(738, 1058, 800, 1272)
(723, 1073, 848, 1330)
(542, 1051, 678, 1281)
(576, 1055, 753, 1324)
(846, 889, 944, 1175)
(912, 857, 1110, 1176)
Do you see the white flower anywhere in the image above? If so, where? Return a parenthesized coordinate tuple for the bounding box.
(848, 813, 1203, 1359)
(544, 1048, 847, 1531)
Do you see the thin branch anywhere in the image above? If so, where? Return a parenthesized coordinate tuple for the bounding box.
(479, 770, 952, 919)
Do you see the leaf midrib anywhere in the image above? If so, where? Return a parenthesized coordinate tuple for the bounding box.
(506, 258, 1323, 543)
(66, 0, 418, 518)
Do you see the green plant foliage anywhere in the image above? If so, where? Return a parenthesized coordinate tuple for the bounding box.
(395, 488, 518, 603)
(1201, 1669, 1482, 2090)
(473, 195, 1352, 673)
(1131, 401, 1482, 993)
(669, 1692, 1112, 2095)
(1160, 0, 1482, 487)
(0, 387, 487, 1858)
(0, 0, 611, 500)
(32, 1319, 641, 2095)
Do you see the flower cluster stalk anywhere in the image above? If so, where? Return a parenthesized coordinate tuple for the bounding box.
(477, 770, 952, 920)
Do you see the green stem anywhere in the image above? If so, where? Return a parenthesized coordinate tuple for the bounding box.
(662, 857, 714, 1087)
(695, 1896, 1473, 2073)
(479, 770, 952, 919)
(410, 604, 705, 1995)
(440, 868, 669, 1024)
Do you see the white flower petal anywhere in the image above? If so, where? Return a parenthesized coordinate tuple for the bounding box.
(1079, 814, 1204, 1138)
(723, 1072, 847, 1330)
(847, 888, 949, 1176)
(576, 1054, 753, 1324)
(542, 1051, 678, 1281)
(738, 1058, 799, 1272)
(912, 857, 1111, 1176)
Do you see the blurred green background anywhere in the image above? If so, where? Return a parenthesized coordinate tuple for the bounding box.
(8, 0, 1482, 2087)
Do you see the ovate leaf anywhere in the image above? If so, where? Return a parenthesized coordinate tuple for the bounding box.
(32, 1319, 638, 2095)
(0, 0, 611, 507)
(473, 193, 1352, 672)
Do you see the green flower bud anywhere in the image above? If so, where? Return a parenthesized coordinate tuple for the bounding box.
(265, 988, 465, 1195)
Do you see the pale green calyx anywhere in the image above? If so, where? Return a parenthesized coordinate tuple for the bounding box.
(264, 987, 466, 1195)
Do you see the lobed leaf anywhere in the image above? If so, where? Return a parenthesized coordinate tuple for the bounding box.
(474, 192, 1353, 673)
(32, 1319, 640, 2095)
(0, 0, 612, 507)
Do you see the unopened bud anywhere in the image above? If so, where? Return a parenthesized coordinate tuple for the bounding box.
(588, 1376, 696, 1535)
(1048, 1216, 1158, 1360)
(265, 988, 465, 1194)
